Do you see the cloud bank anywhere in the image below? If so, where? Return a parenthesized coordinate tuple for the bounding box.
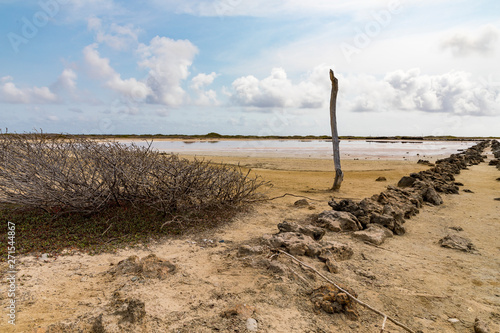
(228, 67, 500, 116)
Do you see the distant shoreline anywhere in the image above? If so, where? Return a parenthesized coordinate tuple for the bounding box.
(1, 132, 496, 141)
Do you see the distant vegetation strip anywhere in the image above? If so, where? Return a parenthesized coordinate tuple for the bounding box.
(0, 132, 496, 141)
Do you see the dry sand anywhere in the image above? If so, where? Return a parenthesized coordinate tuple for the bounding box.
(1, 149, 499, 332)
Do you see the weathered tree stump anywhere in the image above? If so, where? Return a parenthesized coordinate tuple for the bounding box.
(330, 69, 343, 190)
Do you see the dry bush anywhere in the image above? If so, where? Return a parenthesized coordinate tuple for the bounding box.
(0, 133, 269, 215)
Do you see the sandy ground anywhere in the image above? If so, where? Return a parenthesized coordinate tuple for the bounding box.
(1, 149, 499, 332)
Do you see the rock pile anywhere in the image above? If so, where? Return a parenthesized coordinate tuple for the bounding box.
(323, 141, 489, 244)
(491, 140, 500, 171)
(109, 254, 176, 280)
(261, 220, 353, 261)
(310, 284, 358, 318)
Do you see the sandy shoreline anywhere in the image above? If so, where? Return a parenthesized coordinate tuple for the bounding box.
(2, 148, 499, 332)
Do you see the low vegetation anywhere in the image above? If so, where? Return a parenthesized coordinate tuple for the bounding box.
(0, 133, 269, 257)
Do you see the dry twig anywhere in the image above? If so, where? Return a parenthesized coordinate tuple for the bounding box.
(380, 315, 388, 333)
(263, 193, 323, 202)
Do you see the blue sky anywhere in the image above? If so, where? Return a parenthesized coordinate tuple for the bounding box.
(1, 0, 499, 136)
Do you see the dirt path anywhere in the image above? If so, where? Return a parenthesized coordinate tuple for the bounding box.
(1, 150, 499, 332)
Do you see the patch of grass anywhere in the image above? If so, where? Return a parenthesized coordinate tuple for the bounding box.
(0, 203, 243, 260)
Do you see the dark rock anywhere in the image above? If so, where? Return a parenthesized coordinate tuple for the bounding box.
(463, 189, 474, 193)
(370, 212, 395, 230)
(422, 187, 443, 205)
(277, 221, 326, 240)
(358, 198, 383, 215)
(454, 182, 464, 186)
(474, 318, 490, 333)
(294, 199, 310, 207)
(435, 182, 459, 194)
(488, 159, 499, 165)
(494, 198, 500, 201)
(315, 211, 362, 232)
(328, 199, 362, 217)
(439, 234, 477, 253)
(397, 176, 416, 187)
(352, 224, 393, 245)
(417, 159, 433, 166)
(375, 176, 387, 181)
(321, 256, 339, 274)
(372, 205, 407, 235)
(449, 226, 463, 231)
(496, 177, 500, 181)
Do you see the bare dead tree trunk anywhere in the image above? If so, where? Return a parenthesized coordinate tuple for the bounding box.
(330, 69, 343, 190)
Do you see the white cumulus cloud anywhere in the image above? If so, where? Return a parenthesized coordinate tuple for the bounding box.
(52, 69, 78, 92)
(190, 72, 219, 105)
(138, 36, 199, 106)
(82, 37, 200, 106)
(343, 68, 500, 116)
(0, 76, 58, 104)
(440, 25, 499, 56)
(87, 17, 140, 50)
(230, 65, 330, 109)
(83, 43, 151, 100)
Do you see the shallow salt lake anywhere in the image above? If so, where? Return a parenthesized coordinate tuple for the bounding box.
(114, 139, 477, 160)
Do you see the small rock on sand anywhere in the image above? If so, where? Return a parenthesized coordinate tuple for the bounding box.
(246, 318, 258, 332)
(439, 234, 477, 253)
(294, 199, 310, 207)
(375, 176, 386, 181)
